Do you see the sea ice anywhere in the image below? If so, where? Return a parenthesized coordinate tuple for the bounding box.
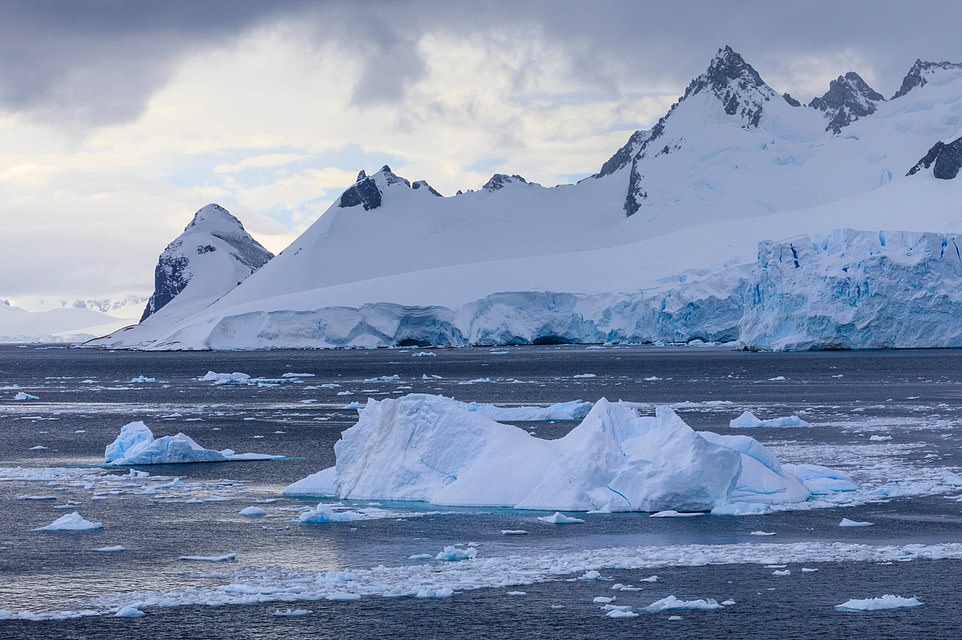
(14, 392, 39, 401)
(104, 421, 282, 465)
(500, 529, 528, 535)
(729, 411, 811, 429)
(129, 376, 156, 383)
(35, 512, 102, 532)
(839, 517, 874, 527)
(538, 512, 585, 524)
(434, 546, 477, 561)
(298, 504, 365, 523)
(239, 506, 267, 518)
(113, 605, 145, 618)
(643, 596, 724, 613)
(94, 545, 125, 552)
(274, 608, 312, 617)
(606, 609, 639, 618)
(835, 595, 923, 611)
(285, 394, 837, 513)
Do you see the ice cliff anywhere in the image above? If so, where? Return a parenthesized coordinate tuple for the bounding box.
(284, 394, 840, 513)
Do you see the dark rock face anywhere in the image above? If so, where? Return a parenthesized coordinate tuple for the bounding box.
(412, 180, 442, 197)
(682, 45, 772, 127)
(809, 72, 884, 133)
(893, 59, 962, 99)
(596, 130, 652, 178)
(907, 136, 962, 179)
(782, 92, 801, 107)
(339, 177, 382, 210)
(140, 250, 190, 322)
(624, 163, 647, 217)
(482, 174, 530, 191)
(140, 204, 274, 322)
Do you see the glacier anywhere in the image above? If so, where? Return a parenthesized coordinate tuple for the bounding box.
(87, 48, 962, 352)
(284, 393, 842, 513)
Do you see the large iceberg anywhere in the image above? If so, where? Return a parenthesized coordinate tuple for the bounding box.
(104, 421, 282, 465)
(284, 394, 831, 513)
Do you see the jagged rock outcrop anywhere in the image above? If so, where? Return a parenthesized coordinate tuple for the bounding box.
(892, 59, 962, 99)
(809, 72, 884, 133)
(140, 204, 273, 321)
(338, 165, 444, 210)
(907, 135, 962, 180)
(482, 174, 532, 191)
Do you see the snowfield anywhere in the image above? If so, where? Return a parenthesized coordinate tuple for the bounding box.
(85, 48, 962, 352)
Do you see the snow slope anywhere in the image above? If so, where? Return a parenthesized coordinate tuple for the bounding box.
(0, 300, 133, 343)
(93, 48, 962, 351)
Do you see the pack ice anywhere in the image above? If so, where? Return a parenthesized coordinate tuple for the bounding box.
(285, 394, 842, 513)
(105, 421, 281, 465)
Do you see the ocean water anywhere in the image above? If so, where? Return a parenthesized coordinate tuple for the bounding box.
(2, 344, 962, 638)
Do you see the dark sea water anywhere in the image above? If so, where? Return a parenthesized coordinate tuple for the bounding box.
(2, 344, 962, 638)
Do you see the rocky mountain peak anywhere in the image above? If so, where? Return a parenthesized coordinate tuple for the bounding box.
(893, 59, 962, 99)
(482, 174, 531, 192)
(682, 45, 774, 127)
(907, 135, 962, 180)
(186, 203, 245, 233)
(809, 71, 885, 133)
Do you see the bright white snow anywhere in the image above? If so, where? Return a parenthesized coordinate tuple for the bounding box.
(104, 421, 283, 465)
(730, 411, 811, 429)
(835, 595, 923, 611)
(284, 394, 847, 513)
(34, 512, 103, 532)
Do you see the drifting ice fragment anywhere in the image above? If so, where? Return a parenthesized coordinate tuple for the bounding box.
(835, 595, 923, 611)
(538, 512, 585, 524)
(104, 421, 283, 465)
(729, 411, 811, 429)
(114, 605, 145, 618)
(94, 545, 126, 552)
(435, 545, 477, 561)
(274, 608, 312, 617)
(239, 506, 267, 518)
(35, 512, 102, 532)
(14, 392, 39, 401)
(179, 553, 236, 562)
(839, 518, 874, 527)
(643, 596, 724, 613)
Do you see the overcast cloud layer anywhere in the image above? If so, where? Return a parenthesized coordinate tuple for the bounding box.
(2, 0, 960, 308)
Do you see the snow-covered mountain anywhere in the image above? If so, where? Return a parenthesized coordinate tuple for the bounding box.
(93, 47, 962, 351)
(0, 299, 133, 343)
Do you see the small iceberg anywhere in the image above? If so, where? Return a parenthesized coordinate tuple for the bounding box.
(538, 512, 584, 524)
(14, 392, 39, 401)
(835, 595, 923, 611)
(434, 545, 477, 561)
(730, 411, 810, 429)
(179, 553, 236, 562)
(839, 517, 874, 527)
(274, 608, 312, 617)
(104, 421, 284, 465)
(643, 596, 724, 613)
(35, 512, 103, 532)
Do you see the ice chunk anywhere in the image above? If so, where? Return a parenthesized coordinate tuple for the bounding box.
(14, 392, 39, 401)
(94, 545, 126, 552)
(839, 517, 874, 527)
(114, 605, 145, 618)
(298, 503, 365, 523)
(500, 529, 528, 535)
(835, 595, 923, 611)
(35, 512, 103, 532)
(643, 596, 724, 613)
(650, 510, 704, 518)
(750, 531, 776, 536)
(104, 421, 281, 465)
(506, 591, 526, 596)
(286, 394, 833, 513)
(434, 545, 477, 561)
(274, 608, 312, 617)
(593, 596, 616, 604)
(239, 506, 267, 518)
(606, 609, 639, 618)
(129, 376, 156, 383)
(729, 411, 810, 428)
(538, 512, 585, 524)
(772, 569, 791, 576)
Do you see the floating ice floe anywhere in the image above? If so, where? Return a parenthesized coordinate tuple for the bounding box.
(643, 596, 724, 613)
(729, 411, 811, 429)
(113, 605, 145, 618)
(274, 608, 312, 617)
(94, 545, 125, 553)
(435, 546, 477, 561)
(298, 503, 365, 523)
(35, 512, 102, 532)
(198, 371, 299, 386)
(239, 506, 267, 518)
(538, 512, 585, 524)
(838, 517, 874, 527)
(285, 394, 848, 514)
(104, 421, 284, 465)
(835, 595, 923, 611)
(129, 376, 156, 384)
(14, 392, 39, 401)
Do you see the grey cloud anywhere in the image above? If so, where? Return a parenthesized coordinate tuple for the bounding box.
(1, 0, 960, 128)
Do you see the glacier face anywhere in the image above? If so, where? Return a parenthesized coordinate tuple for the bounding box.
(739, 229, 962, 350)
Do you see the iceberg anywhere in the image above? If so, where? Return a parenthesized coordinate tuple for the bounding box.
(14, 392, 39, 401)
(835, 595, 923, 611)
(35, 512, 103, 532)
(284, 394, 843, 513)
(104, 421, 283, 465)
(729, 411, 811, 428)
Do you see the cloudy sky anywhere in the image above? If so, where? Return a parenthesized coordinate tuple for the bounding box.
(2, 0, 960, 310)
